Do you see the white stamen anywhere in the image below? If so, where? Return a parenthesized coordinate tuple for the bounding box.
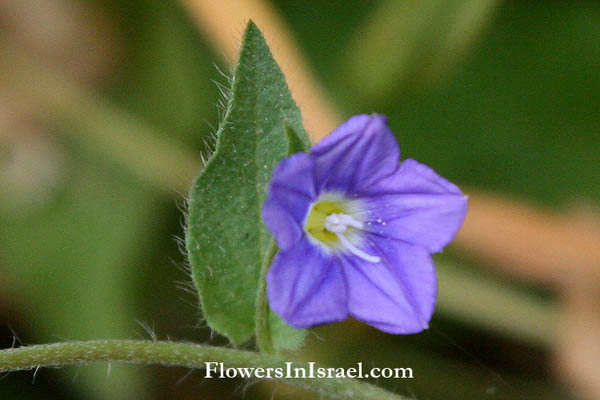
(325, 213, 380, 263)
(336, 233, 381, 263)
(325, 213, 363, 232)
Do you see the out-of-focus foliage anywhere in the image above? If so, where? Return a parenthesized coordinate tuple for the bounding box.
(1, 0, 598, 399)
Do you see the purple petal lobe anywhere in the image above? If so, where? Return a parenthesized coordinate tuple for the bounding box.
(263, 114, 467, 335)
(359, 159, 468, 253)
(343, 237, 436, 334)
(310, 114, 400, 194)
(262, 152, 316, 251)
(267, 239, 348, 329)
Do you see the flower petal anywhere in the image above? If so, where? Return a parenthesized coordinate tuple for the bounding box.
(342, 237, 436, 334)
(358, 159, 468, 253)
(267, 239, 348, 329)
(310, 114, 400, 194)
(262, 152, 317, 251)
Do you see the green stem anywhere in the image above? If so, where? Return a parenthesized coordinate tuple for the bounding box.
(255, 242, 278, 353)
(0, 340, 406, 400)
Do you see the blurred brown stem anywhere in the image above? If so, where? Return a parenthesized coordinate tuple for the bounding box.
(0, 45, 201, 196)
(455, 191, 600, 286)
(177, 0, 341, 139)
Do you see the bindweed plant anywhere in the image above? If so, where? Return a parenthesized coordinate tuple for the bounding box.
(0, 22, 465, 400)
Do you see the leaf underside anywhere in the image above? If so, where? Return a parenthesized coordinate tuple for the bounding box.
(186, 21, 309, 347)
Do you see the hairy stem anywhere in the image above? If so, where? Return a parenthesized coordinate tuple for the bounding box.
(0, 340, 406, 400)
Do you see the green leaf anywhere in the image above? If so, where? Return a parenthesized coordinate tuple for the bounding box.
(268, 309, 307, 351)
(284, 120, 310, 154)
(186, 21, 309, 345)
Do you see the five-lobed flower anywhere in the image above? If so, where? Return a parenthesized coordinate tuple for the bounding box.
(262, 114, 467, 334)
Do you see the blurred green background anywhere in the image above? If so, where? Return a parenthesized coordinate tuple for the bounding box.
(1, 0, 599, 399)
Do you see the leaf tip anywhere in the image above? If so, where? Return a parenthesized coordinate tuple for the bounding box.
(244, 19, 260, 34)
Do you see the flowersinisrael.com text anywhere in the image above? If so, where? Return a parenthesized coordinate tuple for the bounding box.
(204, 362, 413, 379)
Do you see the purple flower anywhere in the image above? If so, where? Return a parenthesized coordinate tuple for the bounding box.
(262, 114, 467, 334)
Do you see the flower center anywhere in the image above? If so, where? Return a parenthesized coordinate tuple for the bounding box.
(324, 213, 363, 233)
(304, 198, 380, 263)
